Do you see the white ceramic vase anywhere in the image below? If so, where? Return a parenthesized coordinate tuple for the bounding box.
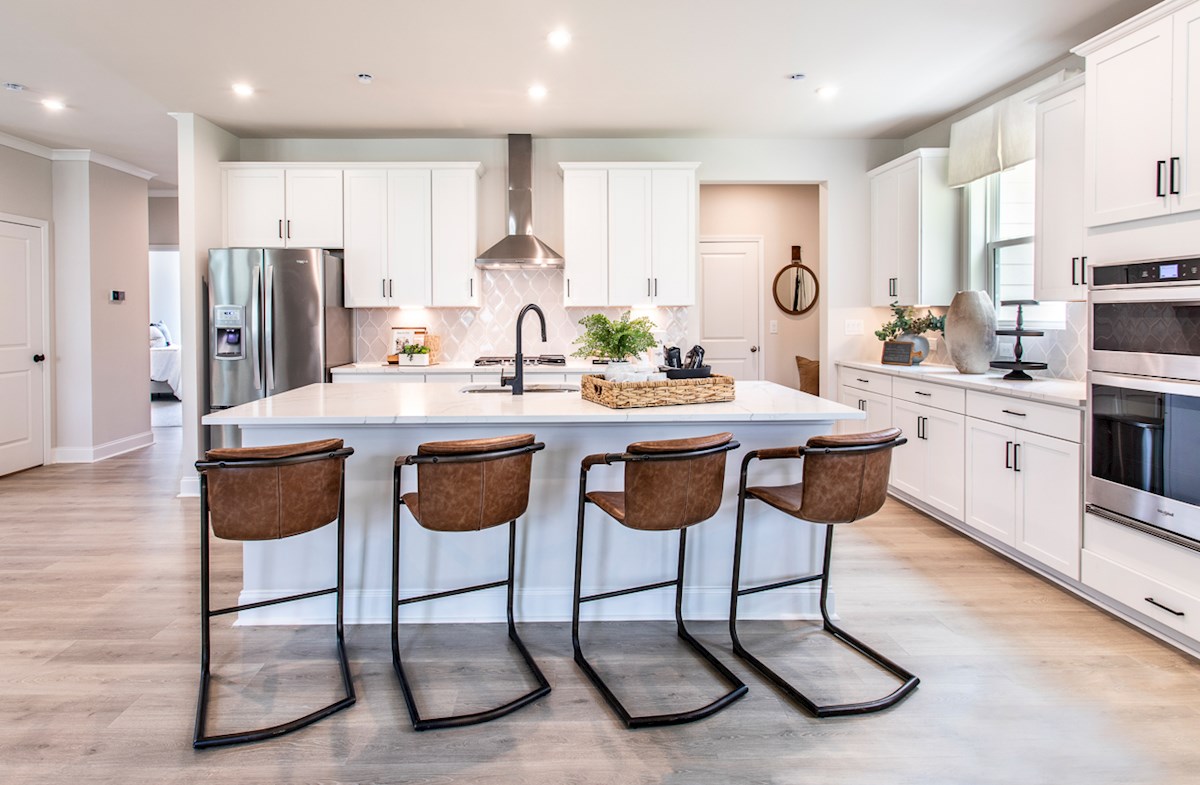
(944, 291, 998, 374)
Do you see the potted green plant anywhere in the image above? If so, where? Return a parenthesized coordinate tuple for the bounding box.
(572, 312, 658, 374)
(399, 340, 431, 366)
(875, 304, 945, 364)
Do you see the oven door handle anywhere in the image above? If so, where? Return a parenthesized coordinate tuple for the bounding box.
(1089, 370, 1200, 398)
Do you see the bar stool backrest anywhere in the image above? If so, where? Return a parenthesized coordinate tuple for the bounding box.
(623, 432, 734, 531)
(413, 433, 537, 532)
(200, 438, 349, 541)
(800, 428, 901, 524)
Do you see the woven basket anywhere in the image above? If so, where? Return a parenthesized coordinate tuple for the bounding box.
(580, 373, 736, 409)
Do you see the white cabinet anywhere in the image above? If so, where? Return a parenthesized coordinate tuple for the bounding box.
(1034, 81, 1089, 302)
(964, 393, 1082, 579)
(341, 165, 479, 309)
(889, 381, 966, 521)
(223, 167, 342, 248)
(1079, 3, 1200, 226)
(839, 386, 892, 435)
(868, 149, 959, 307)
(560, 163, 698, 307)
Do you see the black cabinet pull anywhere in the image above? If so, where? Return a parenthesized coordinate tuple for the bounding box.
(915, 390, 931, 397)
(856, 378, 870, 384)
(382, 278, 386, 298)
(647, 278, 651, 297)
(1005, 440, 1012, 469)
(1013, 443, 1021, 472)
(1072, 257, 1079, 286)
(1170, 157, 1181, 195)
(286, 219, 291, 239)
(1157, 160, 1167, 198)
(1001, 409, 1026, 417)
(1081, 256, 1088, 285)
(654, 278, 658, 297)
(567, 278, 571, 297)
(858, 399, 866, 411)
(1145, 597, 1185, 617)
(278, 219, 284, 239)
(388, 279, 393, 298)
(469, 278, 474, 297)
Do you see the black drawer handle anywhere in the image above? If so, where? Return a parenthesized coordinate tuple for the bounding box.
(1001, 409, 1026, 417)
(1157, 160, 1167, 198)
(856, 378, 869, 384)
(915, 391, 931, 397)
(1145, 597, 1185, 617)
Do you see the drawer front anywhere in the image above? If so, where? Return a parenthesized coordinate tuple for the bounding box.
(965, 390, 1081, 443)
(1084, 512, 1200, 598)
(892, 377, 965, 414)
(1082, 549, 1200, 638)
(838, 367, 893, 396)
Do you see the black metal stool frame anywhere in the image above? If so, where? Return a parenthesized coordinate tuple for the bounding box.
(194, 447, 357, 749)
(730, 438, 919, 718)
(391, 441, 551, 731)
(573, 441, 749, 729)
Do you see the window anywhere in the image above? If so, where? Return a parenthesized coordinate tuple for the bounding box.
(964, 159, 1066, 327)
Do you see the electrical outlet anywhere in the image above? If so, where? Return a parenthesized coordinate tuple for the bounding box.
(845, 319, 864, 335)
(769, 320, 778, 334)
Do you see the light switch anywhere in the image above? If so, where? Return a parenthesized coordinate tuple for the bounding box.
(845, 319, 863, 335)
(769, 320, 778, 334)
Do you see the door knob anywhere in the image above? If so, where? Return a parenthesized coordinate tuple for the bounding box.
(32, 353, 45, 363)
(750, 346, 759, 353)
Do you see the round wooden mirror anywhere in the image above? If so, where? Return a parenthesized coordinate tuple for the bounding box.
(772, 247, 819, 315)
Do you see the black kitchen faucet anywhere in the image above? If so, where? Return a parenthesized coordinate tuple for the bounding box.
(502, 303, 547, 395)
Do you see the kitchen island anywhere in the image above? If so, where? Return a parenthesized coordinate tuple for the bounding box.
(203, 381, 865, 624)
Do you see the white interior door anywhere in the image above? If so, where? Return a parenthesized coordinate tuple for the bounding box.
(0, 220, 45, 476)
(698, 241, 760, 380)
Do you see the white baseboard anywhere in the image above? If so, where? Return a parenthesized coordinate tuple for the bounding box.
(52, 430, 154, 464)
(234, 585, 832, 626)
(178, 475, 199, 498)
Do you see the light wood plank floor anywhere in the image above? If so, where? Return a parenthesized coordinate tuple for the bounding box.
(3, 429, 1200, 784)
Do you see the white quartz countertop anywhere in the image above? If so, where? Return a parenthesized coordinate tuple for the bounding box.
(203, 380, 866, 426)
(837, 361, 1086, 408)
(331, 360, 601, 374)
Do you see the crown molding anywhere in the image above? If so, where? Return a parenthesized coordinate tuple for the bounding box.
(0, 130, 54, 159)
(149, 188, 178, 198)
(51, 149, 156, 180)
(1072, 0, 1193, 56)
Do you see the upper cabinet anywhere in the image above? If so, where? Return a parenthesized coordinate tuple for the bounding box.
(1034, 79, 1088, 302)
(868, 149, 959, 307)
(560, 162, 699, 307)
(429, 167, 480, 308)
(223, 166, 343, 248)
(1077, 1, 1200, 226)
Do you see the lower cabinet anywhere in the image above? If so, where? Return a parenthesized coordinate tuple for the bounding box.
(838, 385, 892, 434)
(890, 399, 965, 520)
(964, 416, 1082, 578)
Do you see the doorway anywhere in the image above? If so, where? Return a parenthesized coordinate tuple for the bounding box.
(149, 249, 182, 434)
(698, 240, 763, 380)
(0, 217, 48, 476)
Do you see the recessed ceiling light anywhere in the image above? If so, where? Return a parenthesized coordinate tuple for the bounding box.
(787, 73, 806, 81)
(815, 85, 839, 100)
(548, 28, 572, 49)
(3, 82, 27, 92)
(528, 83, 548, 101)
(357, 73, 373, 85)
(41, 98, 65, 111)
(232, 82, 254, 97)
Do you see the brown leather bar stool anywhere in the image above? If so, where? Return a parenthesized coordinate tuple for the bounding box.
(392, 433, 551, 730)
(573, 432, 748, 729)
(193, 438, 356, 749)
(730, 428, 918, 717)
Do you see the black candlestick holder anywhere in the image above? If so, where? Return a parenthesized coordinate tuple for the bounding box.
(989, 300, 1048, 381)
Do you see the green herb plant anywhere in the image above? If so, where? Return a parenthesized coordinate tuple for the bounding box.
(401, 341, 430, 357)
(572, 312, 658, 361)
(874, 303, 946, 342)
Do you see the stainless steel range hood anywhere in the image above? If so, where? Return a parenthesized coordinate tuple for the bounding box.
(476, 134, 564, 269)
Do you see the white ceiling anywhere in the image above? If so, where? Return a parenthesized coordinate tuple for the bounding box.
(0, 0, 1161, 188)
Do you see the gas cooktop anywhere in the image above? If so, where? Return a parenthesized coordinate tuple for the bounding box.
(474, 355, 567, 367)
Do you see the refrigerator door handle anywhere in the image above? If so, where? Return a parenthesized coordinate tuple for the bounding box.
(265, 264, 275, 394)
(250, 271, 262, 391)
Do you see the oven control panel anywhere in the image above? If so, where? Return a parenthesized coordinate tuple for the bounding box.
(1093, 258, 1200, 286)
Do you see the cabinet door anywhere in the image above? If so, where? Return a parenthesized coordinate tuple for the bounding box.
(889, 400, 926, 499)
(893, 159, 921, 306)
(388, 169, 432, 307)
(224, 168, 285, 248)
(1015, 432, 1082, 579)
(923, 407, 965, 521)
(837, 387, 890, 435)
(1173, 3, 1200, 214)
(342, 170, 391, 308)
(1035, 87, 1088, 302)
(650, 168, 696, 305)
(284, 169, 343, 247)
(838, 387, 866, 435)
(430, 168, 479, 307)
(607, 169, 653, 306)
(869, 167, 899, 306)
(562, 169, 610, 306)
(964, 418, 1017, 543)
(1085, 16, 1174, 226)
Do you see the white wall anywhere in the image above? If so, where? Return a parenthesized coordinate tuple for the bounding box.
(0, 144, 52, 220)
(51, 159, 93, 454)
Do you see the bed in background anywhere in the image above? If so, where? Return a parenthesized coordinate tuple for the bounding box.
(150, 323, 181, 399)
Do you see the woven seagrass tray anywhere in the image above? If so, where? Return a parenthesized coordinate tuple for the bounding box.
(579, 373, 735, 409)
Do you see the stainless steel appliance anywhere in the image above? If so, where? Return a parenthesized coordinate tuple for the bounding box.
(1087, 257, 1200, 545)
(206, 248, 352, 447)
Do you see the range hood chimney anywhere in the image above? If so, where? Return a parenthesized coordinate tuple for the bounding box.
(475, 134, 564, 269)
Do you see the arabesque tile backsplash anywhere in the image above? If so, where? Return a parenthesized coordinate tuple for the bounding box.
(355, 269, 690, 362)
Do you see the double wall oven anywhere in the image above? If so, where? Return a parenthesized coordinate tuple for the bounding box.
(1088, 258, 1200, 545)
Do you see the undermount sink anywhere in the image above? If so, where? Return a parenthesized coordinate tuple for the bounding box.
(460, 383, 580, 394)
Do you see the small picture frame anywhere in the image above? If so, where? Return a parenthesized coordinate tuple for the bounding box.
(881, 340, 915, 366)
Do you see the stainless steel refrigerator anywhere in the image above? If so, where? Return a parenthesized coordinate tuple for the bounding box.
(206, 248, 352, 448)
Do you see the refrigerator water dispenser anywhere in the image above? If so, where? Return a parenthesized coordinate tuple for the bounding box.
(213, 305, 245, 360)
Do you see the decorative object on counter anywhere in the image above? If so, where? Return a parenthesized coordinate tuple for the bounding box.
(396, 341, 431, 365)
(573, 312, 658, 362)
(388, 327, 440, 365)
(874, 303, 944, 365)
(991, 300, 1048, 381)
(943, 291, 998, 374)
(664, 366, 712, 380)
(772, 246, 819, 315)
(795, 356, 820, 395)
(580, 373, 735, 409)
(881, 341, 916, 366)
(663, 345, 683, 368)
(683, 344, 706, 369)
